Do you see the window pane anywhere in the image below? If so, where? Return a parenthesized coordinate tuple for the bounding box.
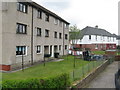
(17, 3, 20, 10)
(20, 4, 23, 11)
(23, 5, 26, 12)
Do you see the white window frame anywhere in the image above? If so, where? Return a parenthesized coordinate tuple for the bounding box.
(95, 44, 98, 49)
(16, 46, 27, 57)
(54, 18, 58, 25)
(36, 45, 42, 54)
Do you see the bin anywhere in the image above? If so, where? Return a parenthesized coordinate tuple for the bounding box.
(54, 52, 59, 58)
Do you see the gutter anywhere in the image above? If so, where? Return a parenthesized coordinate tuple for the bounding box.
(31, 6, 34, 65)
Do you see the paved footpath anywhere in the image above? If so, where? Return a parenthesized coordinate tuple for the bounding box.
(88, 61, 118, 88)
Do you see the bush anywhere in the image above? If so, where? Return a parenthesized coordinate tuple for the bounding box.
(2, 73, 70, 89)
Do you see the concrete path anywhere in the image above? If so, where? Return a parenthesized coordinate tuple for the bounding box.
(88, 61, 118, 88)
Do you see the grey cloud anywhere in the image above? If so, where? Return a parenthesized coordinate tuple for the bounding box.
(42, 1, 70, 11)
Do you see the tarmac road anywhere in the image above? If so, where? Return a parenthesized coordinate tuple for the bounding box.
(88, 61, 118, 88)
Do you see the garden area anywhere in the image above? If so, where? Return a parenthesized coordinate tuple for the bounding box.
(1, 54, 107, 88)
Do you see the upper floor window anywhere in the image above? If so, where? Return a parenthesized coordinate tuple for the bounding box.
(37, 45, 41, 54)
(113, 37, 115, 42)
(54, 32, 57, 38)
(65, 34, 68, 40)
(37, 10, 42, 19)
(45, 14, 49, 22)
(16, 23, 27, 34)
(59, 20, 62, 27)
(45, 29, 49, 37)
(95, 35, 97, 41)
(59, 33, 62, 39)
(89, 35, 91, 40)
(101, 36, 102, 40)
(54, 18, 58, 25)
(107, 37, 109, 42)
(65, 23, 69, 29)
(16, 46, 26, 55)
(17, 2, 27, 13)
(37, 28, 41, 36)
(103, 36, 105, 41)
(110, 37, 111, 41)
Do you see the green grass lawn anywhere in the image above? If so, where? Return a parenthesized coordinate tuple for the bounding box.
(117, 52, 120, 55)
(2, 55, 90, 81)
(92, 51, 105, 55)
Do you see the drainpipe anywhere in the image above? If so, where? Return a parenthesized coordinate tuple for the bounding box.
(63, 23, 65, 55)
(31, 6, 34, 65)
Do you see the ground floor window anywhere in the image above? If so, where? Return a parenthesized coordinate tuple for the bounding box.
(95, 44, 98, 49)
(59, 45, 62, 51)
(65, 45, 68, 50)
(37, 45, 41, 54)
(16, 46, 26, 55)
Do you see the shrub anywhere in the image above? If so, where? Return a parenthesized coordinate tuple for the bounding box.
(2, 73, 70, 89)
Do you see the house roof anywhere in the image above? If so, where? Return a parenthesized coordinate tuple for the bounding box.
(78, 26, 117, 39)
(22, 1, 70, 24)
(117, 35, 120, 40)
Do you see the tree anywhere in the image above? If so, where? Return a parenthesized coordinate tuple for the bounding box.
(69, 25, 80, 50)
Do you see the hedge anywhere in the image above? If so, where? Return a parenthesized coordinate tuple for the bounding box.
(2, 73, 70, 89)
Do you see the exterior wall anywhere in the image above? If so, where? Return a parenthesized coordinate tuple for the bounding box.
(81, 44, 116, 51)
(1, 2, 69, 71)
(70, 35, 117, 51)
(0, 2, 2, 69)
(76, 35, 117, 45)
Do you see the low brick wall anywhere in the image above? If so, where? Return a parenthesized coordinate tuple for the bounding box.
(72, 60, 109, 88)
(105, 51, 116, 55)
(115, 55, 120, 61)
(0, 65, 11, 71)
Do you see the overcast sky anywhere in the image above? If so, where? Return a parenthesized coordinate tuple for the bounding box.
(33, 0, 119, 35)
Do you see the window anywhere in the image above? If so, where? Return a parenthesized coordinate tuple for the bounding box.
(108, 37, 109, 42)
(37, 10, 42, 19)
(101, 36, 102, 40)
(65, 34, 68, 40)
(59, 45, 62, 51)
(65, 45, 68, 50)
(45, 29, 49, 37)
(89, 35, 91, 40)
(65, 24, 68, 28)
(16, 46, 26, 55)
(103, 36, 105, 41)
(113, 37, 115, 42)
(54, 32, 57, 38)
(95, 44, 98, 49)
(110, 37, 111, 41)
(17, 2, 27, 13)
(96, 35, 97, 41)
(59, 33, 62, 39)
(37, 45, 41, 54)
(37, 28, 41, 36)
(17, 23, 27, 34)
(59, 20, 62, 27)
(45, 14, 49, 22)
(54, 18, 58, 25)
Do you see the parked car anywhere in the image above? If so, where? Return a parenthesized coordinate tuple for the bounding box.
(91, 55, 104, 61)
(115, 69, 120, 89)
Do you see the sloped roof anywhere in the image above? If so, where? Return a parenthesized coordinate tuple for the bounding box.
(117, 35, 120, 40)
(27, 1, 70, 24)
(78, 26, 117, 39)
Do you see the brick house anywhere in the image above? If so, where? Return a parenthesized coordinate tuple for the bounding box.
(70, 26, 118, 52)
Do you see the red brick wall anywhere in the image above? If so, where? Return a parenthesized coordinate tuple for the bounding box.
(73, 44, 116, 51)
(0, 65, 11, 71)
(105, 51, 117, 55)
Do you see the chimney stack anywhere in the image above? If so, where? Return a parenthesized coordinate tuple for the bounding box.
(95, 25, 98, 28)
